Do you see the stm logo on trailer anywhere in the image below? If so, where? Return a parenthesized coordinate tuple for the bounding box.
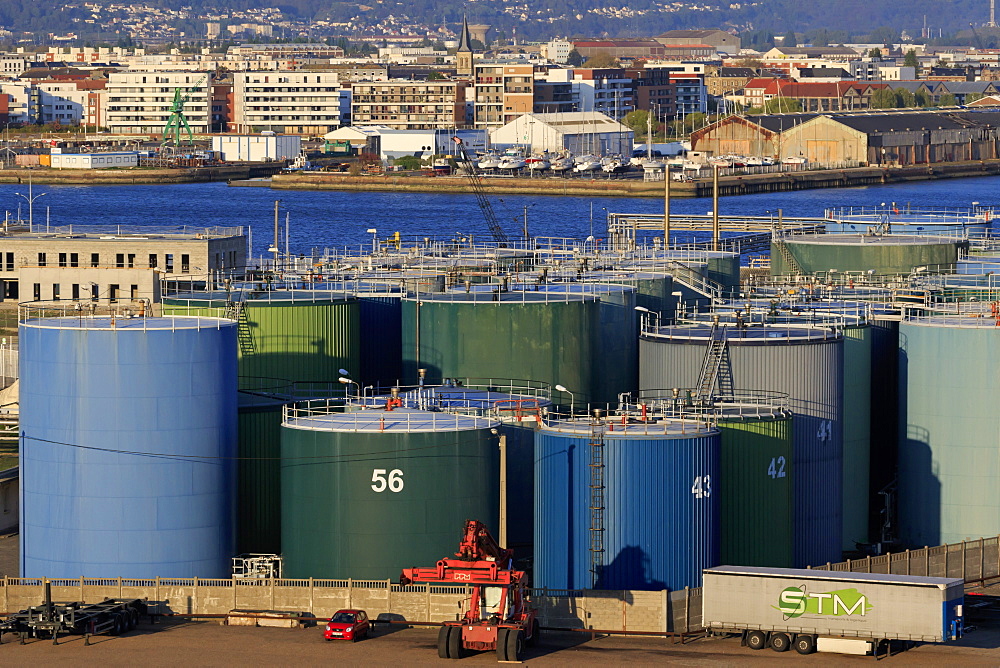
(775, 587, 873, 619)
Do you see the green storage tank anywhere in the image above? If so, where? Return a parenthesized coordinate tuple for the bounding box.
(771, 233, 965, 276)
(717, 397, 794, 568)
(401, 284, 637, 407)
(281, 404, 499, 579)
(237, 380, 293, 555)
(163, 289, 361, 384)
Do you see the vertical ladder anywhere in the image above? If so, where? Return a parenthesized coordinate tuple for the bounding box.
(589, 416, 606, 588)
(226, 301, 256, 356)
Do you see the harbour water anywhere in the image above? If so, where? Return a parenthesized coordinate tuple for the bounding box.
(0, 176, 997, 258)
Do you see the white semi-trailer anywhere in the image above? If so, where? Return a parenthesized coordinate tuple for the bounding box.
(702, 566, 964, 657)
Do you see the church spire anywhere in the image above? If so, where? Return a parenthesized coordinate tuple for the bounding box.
(457, 16, 473, 53)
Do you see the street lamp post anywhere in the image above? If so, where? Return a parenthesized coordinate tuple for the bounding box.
(554, 384, 575, 417)
(14, 172, 46, 231)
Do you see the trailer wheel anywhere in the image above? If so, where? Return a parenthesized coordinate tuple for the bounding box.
(496, 628, 509, 661)
(448, 624, 464, 659)
(109, 613, 122, 636)
(131, 608, 140, 627)
(526, 618, 540, 647)
(506, 629, 524, 661)
(437, 626, 452, 659)
(794, 635, 816, 655)
(770, 632, 790, 652)
(746, 630, 767, 650)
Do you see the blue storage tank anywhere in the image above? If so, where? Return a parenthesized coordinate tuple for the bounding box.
(19, 313, 238, 578)
(534, 416, 719, 591)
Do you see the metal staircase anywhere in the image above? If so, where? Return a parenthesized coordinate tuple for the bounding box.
(665, 260, 725, 303)
(773, 239, 803, 275)
(226, 301, 256, 356)
(589, 415, 606, 588)
(695, 328, 734, 401)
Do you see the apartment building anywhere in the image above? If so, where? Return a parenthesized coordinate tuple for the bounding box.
(350, 79, 469, 130)
(473, 61, 537, 129)
(35, 80, 107, 127)
(106, 71, 212, 135)
(232, 71, 347, 134)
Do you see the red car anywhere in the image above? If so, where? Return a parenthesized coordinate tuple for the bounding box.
(323, 609, 371, 641)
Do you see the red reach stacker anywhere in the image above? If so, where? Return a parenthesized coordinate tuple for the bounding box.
(400, 519, 539, 661)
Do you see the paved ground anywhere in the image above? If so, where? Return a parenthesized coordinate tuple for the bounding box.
(0, 618, 999, 666)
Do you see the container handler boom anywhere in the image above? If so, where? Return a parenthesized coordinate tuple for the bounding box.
(400, 519, 538, 661)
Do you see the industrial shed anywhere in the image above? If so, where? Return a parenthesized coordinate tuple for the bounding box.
(490, 112, 634, 156)
(690, 113, 816, 159)
(830, 109, 1000, 165)
(693, 109, 1000, 166)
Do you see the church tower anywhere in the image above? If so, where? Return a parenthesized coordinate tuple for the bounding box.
(456, 16, 475, 77)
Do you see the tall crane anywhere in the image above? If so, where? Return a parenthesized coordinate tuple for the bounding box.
(163, 75, 208, 147)
(451, 136, 510, 246)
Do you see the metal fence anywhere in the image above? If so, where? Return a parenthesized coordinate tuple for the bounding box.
(814, 535, 1000, 586)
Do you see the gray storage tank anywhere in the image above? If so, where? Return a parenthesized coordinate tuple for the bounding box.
(640, 323, 844, 567)
(898, 314, 1000, 546)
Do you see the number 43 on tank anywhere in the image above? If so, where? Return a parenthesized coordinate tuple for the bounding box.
(691, 475, 711, 499)
(371, 468, 405, 493)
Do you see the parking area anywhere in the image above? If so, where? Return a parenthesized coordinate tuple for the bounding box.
(1, 618, 1000, 666)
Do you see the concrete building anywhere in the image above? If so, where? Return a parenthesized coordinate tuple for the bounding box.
(0, 55, 28, 77)
(490, 111, 633, 155)
(541, 40, 573, 64)
(375, 128, 487, 161)
(350, 79, 470, 130)
(106, 71, 211, 135)
(35, 80, 107, 127)
(655, 30, 740, 54)
(0, 225, 245, 302)
(232, 71, 346, 135)
(849, 58, 916, 81)
(211, 134, 301, 161)
(571, 40, 666, 61)
(49, 149, 140, 169)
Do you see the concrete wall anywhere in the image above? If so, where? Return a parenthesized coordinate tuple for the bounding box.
(0, 578, 701, 634)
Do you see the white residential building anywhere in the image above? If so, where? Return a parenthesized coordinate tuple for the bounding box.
(540, 40, 573, 64)
(106, 71, 211, 135)
(232, 71, 347, 134)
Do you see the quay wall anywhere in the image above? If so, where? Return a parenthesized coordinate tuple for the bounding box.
(271, 160, 1000, 198)
(0, 164, 282, 185)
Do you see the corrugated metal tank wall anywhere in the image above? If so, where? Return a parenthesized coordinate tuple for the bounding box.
(163, 292, 361, 384)
(639, 327, 844, 567)
(237, 390, 288, 555)
(534, 422, 720, 591)
(869, 317, 899, 538)
(239, 297, 360, 383)
(898, 319, 1000, 546)
(400, 294, 599, 403)
(771, 237, 962, 275)
(841, 324, 872, 550)
(501, 421, 536, 554)
(19, 316, 237, 578)
(718, 416, 794, 567)
(280, 411, 500, 579)
(358, 295, 402, 386)
(401, 285, 637, 406)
